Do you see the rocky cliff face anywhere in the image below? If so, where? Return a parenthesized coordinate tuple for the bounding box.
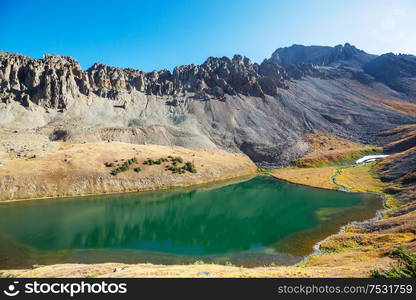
(364, 53, 416, 97)
(269, 43, 376, 68)
(0, 52, 88, 109)
(0, 52, 290, 111)
(0, 44, 415, 166)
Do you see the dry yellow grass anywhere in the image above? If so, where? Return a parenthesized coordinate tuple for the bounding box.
(335, 163, 398, 209)
(271, 167, 337, 190)
(336, 164, 387, 193)
(297, 132, 378, 167)
(319, 232, 416, 253)
(0, 257, 392, 278)
(0, 141, 257, 201)
(362, 93, 416, 118)
(380, 99, 416, 118)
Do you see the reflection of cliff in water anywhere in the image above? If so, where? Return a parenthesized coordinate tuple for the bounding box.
(0, 177, 379, 256)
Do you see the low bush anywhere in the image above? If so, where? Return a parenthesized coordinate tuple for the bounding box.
(141, 156, 196, 174)
(184, 161, 197, 173)
(0, 272, 16, 278)
(133, 167, 142, 173)
(144, 157, 168, 165)
(370, 246, 416, 278)
(127, 157, 137, 165)
(143, 159, 154, 165)
(104, 162, 114, 167)
(172, 156, 184, 163)
(111, 163, 130, 176)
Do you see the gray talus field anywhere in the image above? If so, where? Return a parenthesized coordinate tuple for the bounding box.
(1, 44, 415, 166)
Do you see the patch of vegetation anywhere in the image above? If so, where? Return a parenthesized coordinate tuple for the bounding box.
(166, 165, 186, 174)
(110, 157, 138, 176)
(0, 272, 16, 278)
(31, 264, 43, 269)
(335, 162, 398, 211)
(297, 147, 381, 168)
(320, 233, 415, 254)
(370, 247, 416, 278)
(133, 167, 142, 173)
(172, 156, 184, 164)
(127, 157, 138, 165)
(184, 161, 197, 173)
(271, 166, 338, 190)
(143, 158, 167, 165)
(257, 167, 271, 174)
(104, 162, 114, 167)
(143, 158, 153, 165)
(143, 156, 197, 174)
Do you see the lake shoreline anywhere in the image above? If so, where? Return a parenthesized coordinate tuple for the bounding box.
(0, 141, 257, 202)
(3, 152, 410, 277)
(0, 176, 384, 276)
(0, 173, 256, 205)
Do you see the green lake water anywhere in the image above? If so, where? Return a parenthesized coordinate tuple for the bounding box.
(0, 176, 382, 268)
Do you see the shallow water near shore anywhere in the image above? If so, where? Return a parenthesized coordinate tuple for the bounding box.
(0, 176, 382, 269)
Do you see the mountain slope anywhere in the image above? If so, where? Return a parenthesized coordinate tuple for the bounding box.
(364, 53, 416, 97)
(269, 43, 376, 68)
(0, 44, 415, 166)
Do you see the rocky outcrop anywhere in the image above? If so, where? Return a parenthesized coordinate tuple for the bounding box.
(364, 53, 416, 97)
(269, 43, 376, 68)
(0, 53, 89, 109)
(0, 44, 415, 166)
(87, 54, 291, 99)
(0, 52, 292, 111)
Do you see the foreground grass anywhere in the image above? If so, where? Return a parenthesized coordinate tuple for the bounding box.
(370, 246, 416, 278)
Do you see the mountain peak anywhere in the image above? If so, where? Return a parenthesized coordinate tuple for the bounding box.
(269, 43, 375, 68)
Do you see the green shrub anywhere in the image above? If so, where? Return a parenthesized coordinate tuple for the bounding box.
(104, 162, 114, 167)
(0, 272, 16, 278)
(169, 166, 185, 174)
(143, 159, 154, 165)
(111, 163, 129, 176)
(133, 167, 142, 173)
(184, 161, 197, 173)
(172, 156, 183, 163)
(31, 264, 43, 269)
(143, 157, 167, 165)
(370, 246, 416, 278)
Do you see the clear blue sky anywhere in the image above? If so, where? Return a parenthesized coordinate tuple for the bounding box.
(1, 0, 415, 71)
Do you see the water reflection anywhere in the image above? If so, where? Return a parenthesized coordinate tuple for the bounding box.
(0, 177, 381, 267)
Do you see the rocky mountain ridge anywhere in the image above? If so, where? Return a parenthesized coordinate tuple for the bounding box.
(0, 44, 415, 166)
(269, 43, 377, 68)
(1, 52, 292, 110)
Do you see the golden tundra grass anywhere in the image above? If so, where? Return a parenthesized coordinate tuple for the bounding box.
(0, 141, 257, 201)
(271, 166, 338, 190)
(296, 132, 380, 167)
